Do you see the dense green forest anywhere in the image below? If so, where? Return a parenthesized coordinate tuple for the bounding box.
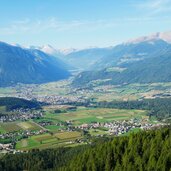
(0, 97, 40, 111)
(0, 127, 170, 171)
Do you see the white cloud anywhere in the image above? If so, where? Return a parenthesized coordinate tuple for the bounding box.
(0, 15, 170, 36)
(0, 18, 118, 35)
(135, 0, 171, 14)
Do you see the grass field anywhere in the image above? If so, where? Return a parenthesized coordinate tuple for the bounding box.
(16, 131, 82, 150)
(0, 122, 21, 132)
(44, 107, 147, 126)
(89, 128, 109, 136)
(44, 125, 66, 131)
(18, 121, 42, 131)
(0, 121, 42, 133)
(0, 106, 6, 112)
(55, 131, 82, 140)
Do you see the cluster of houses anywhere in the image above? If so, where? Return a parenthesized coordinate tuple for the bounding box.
(0, 109, 43, 122)
(0, 143, 15, 153)
(36, 95, 86, 105)
(70, 85, 117, 97)
(13, 92, 88, 105)
(61, 118, 167, 136)
(0, 129, 46, 140)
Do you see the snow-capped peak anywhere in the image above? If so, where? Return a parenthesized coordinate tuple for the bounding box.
(125, 31, 171, 45)
(40, 44, 58, 55)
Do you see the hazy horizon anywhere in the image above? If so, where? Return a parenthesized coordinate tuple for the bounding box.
(0, 0, 171, 49)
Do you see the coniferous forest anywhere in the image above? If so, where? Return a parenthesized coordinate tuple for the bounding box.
(0, 127, 170, 171)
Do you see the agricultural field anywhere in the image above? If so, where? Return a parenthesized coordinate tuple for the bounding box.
(0, 121, 42, 133)
(0, 105, 12, 115)
(17, 121, 42, 131)
(0, 106, 6, 112)
(0, 87, 16, 97)
(89, 128, 109, 136)
(0, 122, 21, 133)
(55, 131, 82, 140)
(16, 131, 82, 150)
(44, 125, 66, 132)
(43, 107, 147, 126)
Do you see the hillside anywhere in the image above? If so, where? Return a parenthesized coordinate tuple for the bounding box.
(0, 42, 70, 87)
(72, 46, 171, 86)
(92, 39, 171, 70)
(59, 38, 170, 71)
(0, 127, 170, 171)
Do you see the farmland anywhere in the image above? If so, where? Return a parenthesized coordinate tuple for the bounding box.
(16, 131, 82, 150)
(13, 106, 149, 151)
(0, 121, 42, 133)
(43, 107, 147, 126)
(0, 122, 21, 133)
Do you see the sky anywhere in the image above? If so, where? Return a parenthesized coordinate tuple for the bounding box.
(0, 0, 171, 49)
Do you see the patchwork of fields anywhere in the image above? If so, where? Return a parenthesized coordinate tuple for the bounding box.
(16, 131, 82, 150)
(43, 107, 147, 126)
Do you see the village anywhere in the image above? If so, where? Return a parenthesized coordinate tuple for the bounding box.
(0, 109, 43, 122)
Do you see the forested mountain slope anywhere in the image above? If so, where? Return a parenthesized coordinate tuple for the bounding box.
(72, 47, 171, 86)
(0, 42, 70, 87)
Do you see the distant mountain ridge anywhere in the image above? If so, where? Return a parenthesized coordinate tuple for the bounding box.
(1, 30, 171, 87)
(125, 31, 171, 44)
(92, 39, 170, 70)
(72, 31, 171, 87)
(18, 31, 171, 71)
(0, 42, 70, 87)
(72, 46, 171, 86)
(41, 31, 171, 71)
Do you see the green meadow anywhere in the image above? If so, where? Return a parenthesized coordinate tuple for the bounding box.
(0, 121, 42, 133)
(43, 107, 147, 126)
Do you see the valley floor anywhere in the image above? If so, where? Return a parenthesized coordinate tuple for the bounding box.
(0, 80, 170, 152)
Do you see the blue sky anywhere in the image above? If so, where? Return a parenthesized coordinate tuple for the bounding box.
(0, 0, 171, 48)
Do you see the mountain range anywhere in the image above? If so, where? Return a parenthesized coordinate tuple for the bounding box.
(0, 42, 70, 87)
(38, 31, 171, 71)
(1, 30, 171, 87)
(71, 31, 171, 86)
(72, 46, 171, 86)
